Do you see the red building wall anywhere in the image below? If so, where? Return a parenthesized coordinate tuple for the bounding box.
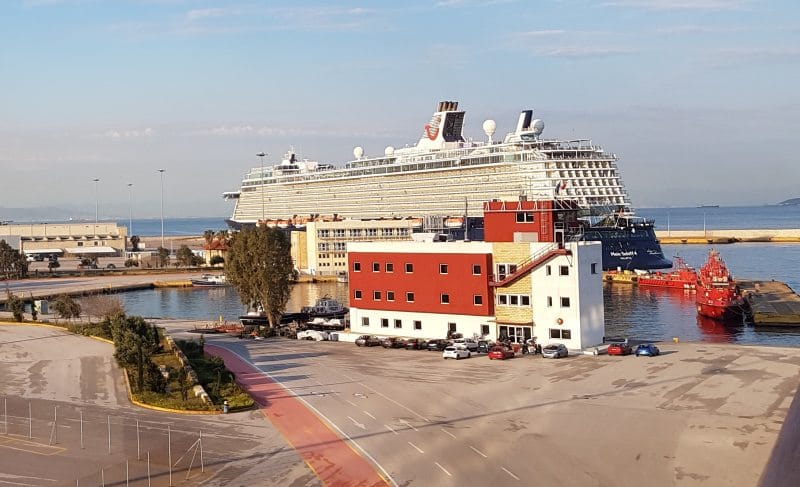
(483, 200, 556, 243)
(348, 251, 494, 316)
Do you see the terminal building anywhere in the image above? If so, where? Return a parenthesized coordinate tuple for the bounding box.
(0, 222, 127, 257)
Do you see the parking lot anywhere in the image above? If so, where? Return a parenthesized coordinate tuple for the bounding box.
(176, 325, 800, 487)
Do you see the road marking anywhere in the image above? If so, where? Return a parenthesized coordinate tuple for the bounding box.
(346, 400, 359, 408)
(470, 445, 488, 458)
(407, 441, 424, 454)
(440, 428, 456, 439)
(502, 467, 520, 480)
(358, 382, 431, 422)
(347, 416, 367, 430)
(400, 419, 418, 432)
(385, 424, 398, 435)
(435, 462, 452, 476)
(363, 410, 376, 420)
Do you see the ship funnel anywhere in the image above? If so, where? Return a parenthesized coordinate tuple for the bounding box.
(516, 110, 533, 133)
(437, 101, 459, 112)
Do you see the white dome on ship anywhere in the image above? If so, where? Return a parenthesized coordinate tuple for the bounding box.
(384, 146, 395, 156)
(482, 119, 496, 137)
(532, 119, 544, 135)
(353, 146, 364, 159)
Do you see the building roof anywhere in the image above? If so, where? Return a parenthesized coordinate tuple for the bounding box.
(68, 246, 118, 254)
(24, 248, 64, 254)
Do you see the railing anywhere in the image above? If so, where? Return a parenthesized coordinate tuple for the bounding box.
(489, 243, 571, 287)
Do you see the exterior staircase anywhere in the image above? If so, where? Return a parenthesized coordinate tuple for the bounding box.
(489, 243, 571, 287)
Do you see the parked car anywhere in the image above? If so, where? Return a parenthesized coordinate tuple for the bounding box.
(488, 346, 515, 360)
(355, 335, 382, 347)
(542, 344, 569, 359)
(476, 340, 492, 354)
(607, 342, 633, 356)
(452, 338, 479, 352)
(297, 330, 329, 341)
(442, 346, 471, 360)
(635, 343, 660, 357)
(404, 338, 426, 350)
(381, 337, 405, 348)
(426, 339, 450, 351)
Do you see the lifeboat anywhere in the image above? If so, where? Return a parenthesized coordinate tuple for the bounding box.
(695, 250, 750, 322)
(444, 217, 464, 228)
(638, 256, 697, 291)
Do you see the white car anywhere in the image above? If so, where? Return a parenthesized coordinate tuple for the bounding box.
(452, 338, 479, 352)
(442, 346, 471, 360)
(297, 330, 329, 341)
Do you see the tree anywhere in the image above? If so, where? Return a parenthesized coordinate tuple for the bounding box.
(5, 292, 24, 321)
(130, 235, 140, 251)
(203, 230, 215, 246)
(177, 366, 189, 401)
(0, 240, 28, 279)
(110, 315, 162, 393)
(124, 258, 139, 268)
(209, 255, 224, 266)
(156, 247, 170, 268)
(176, 245, 195, 267)
(81, 295, 124, 323)
(47, 260, 60, 272)
(52, 294, 81, 321)
(226, 226, 295, 328)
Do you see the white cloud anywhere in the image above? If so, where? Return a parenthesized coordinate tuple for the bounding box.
(515, 29, 567, 37)
(533, 46, 638, 58)
(90, 128, 155, 139)
(602, 0, 747, 11)
(656, 24, 750, 34)
(186, 8, 231, 22)
(709, 47, 800, 67)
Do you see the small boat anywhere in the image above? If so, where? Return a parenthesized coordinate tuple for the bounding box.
(191, 274, 228, 287)
(638, 256, 698, 291)
(239, 296, 348, 327)
(336, 271, 348, 283)
(695, 250, 750, 322)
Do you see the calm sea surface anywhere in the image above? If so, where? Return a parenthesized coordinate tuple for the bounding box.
(116, 206, 800, 347)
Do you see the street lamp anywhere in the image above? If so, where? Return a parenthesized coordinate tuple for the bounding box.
(256, 152, 267, 224)
(158, 169, 166, 249)
(93, 178, 100, 235)
(127, 183, 134, 245)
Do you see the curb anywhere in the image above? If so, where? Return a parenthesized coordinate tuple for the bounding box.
(123, 369, 220, 416)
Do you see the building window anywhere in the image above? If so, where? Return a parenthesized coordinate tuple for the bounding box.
(546, 265, 551, 276)
(591, 263, 598, 274)
(547, 296, 553, 307)
(448, 322, 457, 334)
(496, 263, 517, 280)
(394, 319, 402, 329)
(406, 292, 415, 302)
(521, 295, 531, 306)
(441, 294, 450, 304)
(366, 228, 377, 237)
(509, 295, 519, 305)
(472, 264, 481, 275)
(439, 263, 448, 274)
(516, 211, 534, 223)
(349, 229, 362, 237)
(405, 263, 413, 273)
(373, 262, 380, 272)
(361, 317, 369, 327)
(354, 290, 362, 299)
(353, 262, 361, 272)
(550, 329, 572, 339)
(474, 295, 483, 305)
(414, 320, 422, 330)
(381, 318, 389, 328)
(498, 295, 508, 305)
(481, 324, 490, 336)
(386, 262, 394, 273)
(373, 291, 382, 300)
(561, 297, 571, 308)
(333, 229, 345, 238)
(559, 265, 569, 276)
(77, 241, 84, 247)
(386, 291, 395, 301)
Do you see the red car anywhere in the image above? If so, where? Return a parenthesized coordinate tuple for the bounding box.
(488, 346, 515, 360)
(607, 342, 633, 356)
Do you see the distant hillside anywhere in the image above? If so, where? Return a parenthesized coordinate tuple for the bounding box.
(778, 198, 800, 206)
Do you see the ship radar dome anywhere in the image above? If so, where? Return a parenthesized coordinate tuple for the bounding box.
(353, 146, 364, 159)
(532, 119, 545, 135)
(384, 146, 395, 157)
(482, 119, 496, 143)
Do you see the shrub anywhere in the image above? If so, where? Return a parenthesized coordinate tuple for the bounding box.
(5, 293, 25, 322)
(209, 255, 224, 266)
(124, 258, 139, 268)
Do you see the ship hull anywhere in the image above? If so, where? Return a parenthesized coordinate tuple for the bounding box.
(696, 303, 746, 322)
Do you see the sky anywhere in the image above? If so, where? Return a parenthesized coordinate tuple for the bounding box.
(1, 0, 798, 219)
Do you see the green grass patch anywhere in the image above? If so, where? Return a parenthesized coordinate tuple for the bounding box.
(175, 339, 255, 411)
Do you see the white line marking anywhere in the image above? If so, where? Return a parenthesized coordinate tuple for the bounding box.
(359, 382, 431, 422)
(440, 428, 456, 439)
(407, 441, 424, 454)
(363, 410, 376, 420)
(435, 462, 452, 476)
(385, 424, 398, 435)
(470, 445, 488, 458)
(345, 400, 359, 408)
(347, 416, 367, 430)
(206, 345, 399, 487)
(502, 467, 520, 480)
(400, 419, 418, 432)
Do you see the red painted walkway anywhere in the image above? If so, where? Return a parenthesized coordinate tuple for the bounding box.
(206, 344, 388, 487)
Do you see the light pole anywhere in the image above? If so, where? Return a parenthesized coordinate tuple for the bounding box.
(127, 183, 134, 245)
(256, 152, 267, 224)
(93, 178, 100, 235)
(158, 169, 165, 249)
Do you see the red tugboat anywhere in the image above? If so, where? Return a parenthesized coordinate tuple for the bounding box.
(696, 250, 750, 322)
(638, 256, 698, 290)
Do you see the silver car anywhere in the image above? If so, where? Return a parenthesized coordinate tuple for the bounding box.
(542, 343, 569, 359)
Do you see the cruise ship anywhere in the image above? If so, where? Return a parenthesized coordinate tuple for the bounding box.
(224, 101, 671, 270)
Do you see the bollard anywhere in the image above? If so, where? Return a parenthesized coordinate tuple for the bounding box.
(223, 400, 229, 414)
(673, 337, 679, 343)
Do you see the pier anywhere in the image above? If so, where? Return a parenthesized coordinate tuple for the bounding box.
(657, 229, 800, 244)
(739, 280, 800, 325)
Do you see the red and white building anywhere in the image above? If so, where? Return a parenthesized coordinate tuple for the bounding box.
(347, 199, 606, 350)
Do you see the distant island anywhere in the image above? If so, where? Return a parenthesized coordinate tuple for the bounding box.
(778, 198, 800, 206)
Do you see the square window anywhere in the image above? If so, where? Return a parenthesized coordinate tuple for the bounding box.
(439, 263, 448, 274)
(499, 295, 508, 305)
(372, 262, 380, 272)
(561, 296, 571, 307)
(509, 295, 519, 305)
(547, 296, 553, 307)
(481, 324, 490, 336)
(381, 318, 389, 328)
(406, 292, 415, 302)
(559, 265, 569, 276)
(414, 320, 422, 330)
(521, 296, 531, 306)
(373, 291, 382, 300)
(448, 322, 457, 333)
(353, 262, 361, 272)
(550, 328, 560, 339)
(562, 329, 572, 339)
(591, 263, 598, 274)
(386, 262, 394, 273)
(361, 317, 369, 327)
(394, 319, 402, 329)
(473, 295, 483, 305)
(354, 290, 362, 299)
(516, 212, 534, 223)
(441, 294, 450, 304)
(387, 291, 395, 301)
(546, 265, 551, 276)
(405, 263, 413, 273)
(472, 264, 481, 275)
